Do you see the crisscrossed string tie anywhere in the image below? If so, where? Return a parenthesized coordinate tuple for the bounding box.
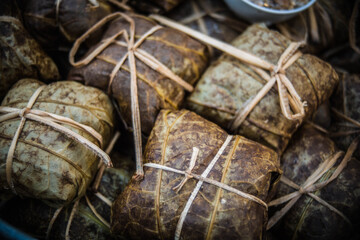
(0, 85, 112, 194)
(267, 137, 359, 230)
(70, 12, 194, 180)
(149, 15, 308, 132)
(144, 135, 268, 240)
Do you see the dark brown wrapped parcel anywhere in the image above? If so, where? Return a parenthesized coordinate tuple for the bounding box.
(0, 11, 60, 101)
(68, 14, 208, 135)
(187, 24, 338, 153)
(270, 125, 360, 240)
(23, 0, 113, 48)
(0, 79, 114, 206)
(111, 110, 281, 239)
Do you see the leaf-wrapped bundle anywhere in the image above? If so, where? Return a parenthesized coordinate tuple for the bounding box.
(111, 110, 280, 239)
(0, 79, 114, 206)
(0, 1, 60, 101)
(187, 24, 338, 153)
(269, 124, 360, 240)
(68, 14, 209, 135)
(23, 0, 113, 48)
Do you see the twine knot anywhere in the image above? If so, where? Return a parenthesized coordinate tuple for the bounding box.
(172, 147, 199, 193)
(270, 65, 285, 76)
(19, 107, 30, 118)
(69, 13, 195, 180)
(267, 146, 358, 230)
(298, 187, 307, 195)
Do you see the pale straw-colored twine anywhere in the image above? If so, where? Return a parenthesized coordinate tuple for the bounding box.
(150, 15, 307, 132)
(144, 135, 268, 240)
(70, 12, 194, 180)
(267, 137, 359, 230)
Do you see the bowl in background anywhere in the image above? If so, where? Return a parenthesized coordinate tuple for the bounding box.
(224, 0, 317, 24)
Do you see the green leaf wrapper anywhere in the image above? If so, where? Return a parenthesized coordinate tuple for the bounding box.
(187, 24, 338, 153)
(0, 79, 114, 206)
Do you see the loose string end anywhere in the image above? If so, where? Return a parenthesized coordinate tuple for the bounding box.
(132, 169, 144, 181)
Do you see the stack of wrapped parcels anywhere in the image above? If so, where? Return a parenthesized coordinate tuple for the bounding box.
(0, 0, 359, 239)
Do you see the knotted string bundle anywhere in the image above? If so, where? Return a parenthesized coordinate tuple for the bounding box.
(70, 12, 194, 180)
(0, 84, 112, 195)
(144, 135, 268, 240)
(267, 137, 359, 230)
(150, 15, 307, 132)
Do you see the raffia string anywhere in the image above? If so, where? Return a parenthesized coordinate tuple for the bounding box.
(86, 131, 121, 230)
(86, 131, 123, 231)
(95, 192, 112, 207)
(329, 107, 360, 138)
(331, 108, 360, 129)
(185, 1, 213, 56)
(70, 12, 194, 180)
(144, 135, 268, 240)
(307, 3, 332, 45)
(179, 0, 246, 57)
(46, 206, 64, 240)
(172, 147, 199, 193)
(85, 194, 110, 228)
(0, 84, 112, 195)
(93, 131, 121, 191)
(277, 3, 332, 46)
(65, 199, 80, 240)
(267, 137, 359, 230)
(150, 15, 307, 130)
